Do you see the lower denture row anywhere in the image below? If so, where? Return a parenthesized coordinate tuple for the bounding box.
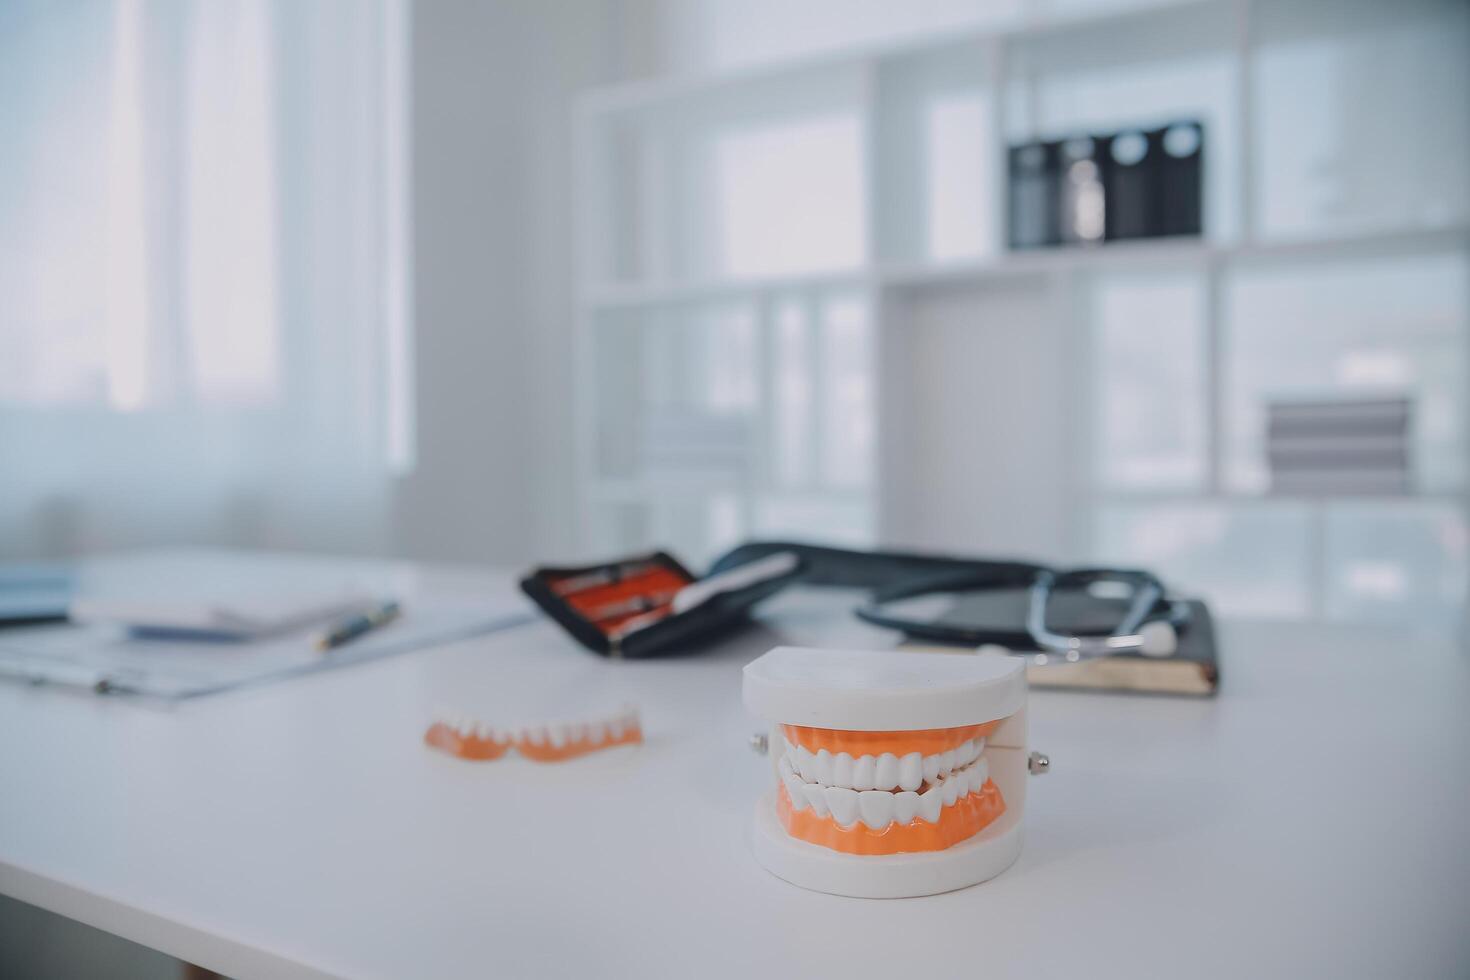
(780, 750, 991, 830)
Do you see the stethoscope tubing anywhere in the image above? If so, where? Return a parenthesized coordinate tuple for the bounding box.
(856, 565, 1189, 657)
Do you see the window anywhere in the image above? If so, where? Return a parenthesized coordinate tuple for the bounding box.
(0, 0, 413, 554)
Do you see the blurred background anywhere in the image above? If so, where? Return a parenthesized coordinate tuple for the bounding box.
(2, 0, 1467, 635)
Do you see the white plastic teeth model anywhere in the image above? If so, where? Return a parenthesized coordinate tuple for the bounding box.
(743, 646, 1034, 899)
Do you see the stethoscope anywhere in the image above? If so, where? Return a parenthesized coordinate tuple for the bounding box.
(855, 566, 1192, 663)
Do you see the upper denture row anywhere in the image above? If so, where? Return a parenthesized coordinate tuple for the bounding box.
(785, 738, 985, 792)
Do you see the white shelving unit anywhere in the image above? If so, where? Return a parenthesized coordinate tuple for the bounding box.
(573, 0, 1469, 625)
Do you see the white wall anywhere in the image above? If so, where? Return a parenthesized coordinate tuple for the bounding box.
(641, 0, 1019, 74)
(394, 0, 641, 565)
(881, 278, 1085, 562)
(628, 0, 1188, 75)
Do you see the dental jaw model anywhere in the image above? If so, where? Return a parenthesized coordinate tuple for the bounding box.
(743, 647, 1032, 898)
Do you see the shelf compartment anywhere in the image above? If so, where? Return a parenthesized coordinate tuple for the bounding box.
(1221, 248, 1469, 497)
(1003, 0, 1241, 244)
(579, 61, 872, 290)
(1250, 0, 1470, 244)
(1094, 498, 1315, 618)
(872, 36, 1002, 267)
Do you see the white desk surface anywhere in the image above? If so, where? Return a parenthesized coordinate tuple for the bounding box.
(1, 553, 1468, 979)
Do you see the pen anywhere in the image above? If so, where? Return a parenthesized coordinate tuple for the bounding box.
(317, 600, 401, 651)
(585, 590, 679, 623)
(551, 560, 659, 597)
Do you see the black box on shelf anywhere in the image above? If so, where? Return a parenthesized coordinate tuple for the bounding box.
(1057, 135, 1107, 246)
(1103, 129, 1155, 241)
(1007, 140, 1059, 250)
(1008, 119, 1204, 250)
(1155, 120, 1203, 238)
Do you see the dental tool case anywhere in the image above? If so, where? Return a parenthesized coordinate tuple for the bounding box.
(520, 550, 803, 658)
(743, 646, 1038, 898)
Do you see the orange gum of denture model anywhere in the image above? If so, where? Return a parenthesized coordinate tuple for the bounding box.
(782, 719, 1000, 758)
(777, 779, 1006, 856)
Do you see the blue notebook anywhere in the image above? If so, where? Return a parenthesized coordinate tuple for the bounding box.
(0, 565, 71, 626)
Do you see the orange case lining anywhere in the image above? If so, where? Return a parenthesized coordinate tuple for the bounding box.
(551, 566, 691, 635)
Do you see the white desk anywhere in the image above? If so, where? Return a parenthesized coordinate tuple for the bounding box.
(2, 558, 1468, 978)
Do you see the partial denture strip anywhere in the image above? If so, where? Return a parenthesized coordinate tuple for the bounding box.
(515, 713, 642, 761)
(424, 708, 642, 763)
(424, 716, 513, 760)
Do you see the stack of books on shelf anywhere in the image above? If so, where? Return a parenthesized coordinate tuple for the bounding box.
(1266, 396, 1411, 495)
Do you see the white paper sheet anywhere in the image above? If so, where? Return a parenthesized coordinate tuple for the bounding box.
(0, 599, 530, 699)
